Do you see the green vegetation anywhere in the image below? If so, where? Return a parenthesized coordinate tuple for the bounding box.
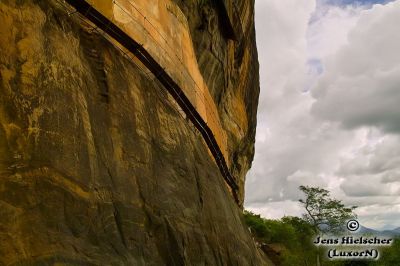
(244, 210, 316, 266)
(244, 211, 399, 266)
(299, 185, 357, 234)
(244, 186, 399, 266)
(299, 185, 357, 265)
(370, 238, 400, 266)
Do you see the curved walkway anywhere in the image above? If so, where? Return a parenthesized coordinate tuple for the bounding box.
(61, 0, 240, 204)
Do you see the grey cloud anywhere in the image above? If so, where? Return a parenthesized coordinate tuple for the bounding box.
(311, 1, 400, 133)
(245, 0, 400, 229)
(338, 134, 400, 176)
(381, 170, 400, 183)
(340, 175, 399, 197)
(357, 203, 400, 230)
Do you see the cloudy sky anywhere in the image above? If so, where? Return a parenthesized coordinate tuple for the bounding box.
(245, 0, 400, 230)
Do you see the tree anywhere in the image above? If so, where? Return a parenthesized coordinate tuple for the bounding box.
(243, 211, 314, 266)
(299, 186, 357, 266)
(299, 186, 357, 235)
(371, 237, 400, 266)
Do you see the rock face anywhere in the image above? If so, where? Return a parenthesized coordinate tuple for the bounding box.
(176, 0, 260, 201)
(0, 0, 265, 265)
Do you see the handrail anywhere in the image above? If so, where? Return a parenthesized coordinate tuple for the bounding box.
(60, 0, 240, 204)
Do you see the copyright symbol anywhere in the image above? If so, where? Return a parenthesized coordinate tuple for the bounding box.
(347, 219, 359, 232)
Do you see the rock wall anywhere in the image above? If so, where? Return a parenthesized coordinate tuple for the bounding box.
(175, 0, 260, 201)
(0, 0, 265, 265)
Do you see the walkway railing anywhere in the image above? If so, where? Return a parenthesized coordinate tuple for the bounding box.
(57, 0, 240, 204)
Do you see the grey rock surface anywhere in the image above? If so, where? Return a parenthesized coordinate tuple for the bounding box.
(0, 0, 268, 265)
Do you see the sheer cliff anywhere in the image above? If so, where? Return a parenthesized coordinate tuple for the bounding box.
(0, 0, 266, 265)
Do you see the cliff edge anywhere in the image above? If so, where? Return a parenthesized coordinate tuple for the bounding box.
(0, 0, 266, 265)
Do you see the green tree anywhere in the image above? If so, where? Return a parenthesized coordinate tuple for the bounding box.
(244, 211, 318, 266)
(299, 186, 357, 266)
(299, 186, 357, 234)
(243, 210, 270, 242)
(243, 211, 364, 266)
(371, 237, 400, 266)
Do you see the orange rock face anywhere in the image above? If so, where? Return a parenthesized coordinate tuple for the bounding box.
(0, 0, 265, 264)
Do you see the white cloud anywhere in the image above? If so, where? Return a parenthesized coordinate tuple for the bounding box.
(311, 1, 400, 133)
(246, 200, 304, 219)
(341, 175, 400, 197)
(246, 0, 318, 203)
(247, 0, 357, 204)
(356, 204, 400, 230)
(338, 133, 400, 176)
(246, 0, 400, 230)
(307, 5, 363, 59)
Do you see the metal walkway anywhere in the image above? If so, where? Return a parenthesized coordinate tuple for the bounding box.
(60, 0, 240, 204)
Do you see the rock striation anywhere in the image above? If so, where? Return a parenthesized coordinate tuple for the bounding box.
(0, 0, 266, 265)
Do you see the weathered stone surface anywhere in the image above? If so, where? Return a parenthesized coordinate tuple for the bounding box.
(174, 0, 260, 201)
(0, 0, 266, 265)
